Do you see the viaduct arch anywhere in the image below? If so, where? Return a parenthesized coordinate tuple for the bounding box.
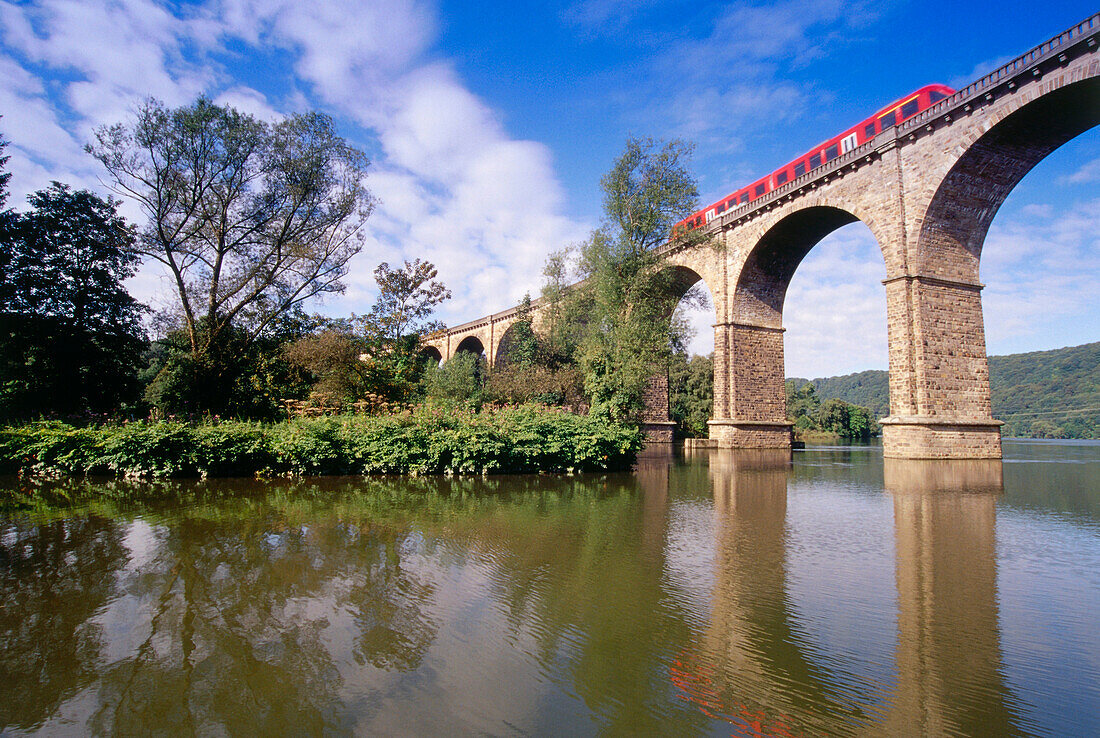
(424, 15, 1100, 459)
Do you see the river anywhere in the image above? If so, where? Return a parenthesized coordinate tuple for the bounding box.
(1, 439, 1098, 736)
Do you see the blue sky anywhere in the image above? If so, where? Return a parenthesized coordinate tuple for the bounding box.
(1, 0, 1096, 377)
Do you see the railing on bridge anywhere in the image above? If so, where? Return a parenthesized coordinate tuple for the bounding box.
(655, 11, 1100, 254)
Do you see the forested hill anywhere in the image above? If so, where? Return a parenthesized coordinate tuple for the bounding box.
(788, 341, 1100, 439)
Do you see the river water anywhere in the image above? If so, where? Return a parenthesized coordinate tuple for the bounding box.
(1, 439, 1098, 736)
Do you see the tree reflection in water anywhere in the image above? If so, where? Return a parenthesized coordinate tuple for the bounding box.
(0, 452, 1053, 736)
(0, 514, 127, 728)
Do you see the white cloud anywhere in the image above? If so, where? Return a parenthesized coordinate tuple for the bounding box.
(561, 0, 662, 37)
(619, 0, 878, 156)
(1065, 156, 1100, 184)
(0, 0, 589, 327)
(980, 195, 1100, 349)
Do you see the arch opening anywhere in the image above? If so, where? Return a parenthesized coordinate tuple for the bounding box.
(454, 335, 486, 359)
(716, 206, 887, 436)
(419, 345, 443, 366)
(661, 264, 717, 439)
(914, 77, 1100, 440)
(919, 77, 1100, 281)
(734, 206, 865, 330)
(494, 323, 523, 369)
(782, 220, 890, 381)
(658, 264, 715, 351)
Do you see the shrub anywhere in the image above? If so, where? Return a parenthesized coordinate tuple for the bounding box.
(0, 404, 644, 480)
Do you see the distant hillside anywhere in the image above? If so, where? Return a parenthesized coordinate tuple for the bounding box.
(788, 341, 1100, 439)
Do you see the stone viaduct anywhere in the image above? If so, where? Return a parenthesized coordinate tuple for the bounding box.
(424, 14, 1100, 460)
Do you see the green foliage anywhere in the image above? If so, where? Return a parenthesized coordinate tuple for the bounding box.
(285, 260, 451, 405)
(570, 138, 706, 420)
(669, 352, 713, 437)
(791, 371, 890, 419)
(142, 319, 310, 421)
(488, 294, 587, 408)
(814, 399, 875, 440)
(502, 294, 540, 368)
(485, 364, 586, 408)
(989, 342, 1100, 439)
(789, 341, 1100, 439)
(0, 182, 147, 420)
(422, 352, 486, 404)
(0, 405, 645, 478)
(784, 380, 876, 440)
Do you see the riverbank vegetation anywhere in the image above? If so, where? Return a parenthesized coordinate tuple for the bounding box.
(0, 405, 642, 479)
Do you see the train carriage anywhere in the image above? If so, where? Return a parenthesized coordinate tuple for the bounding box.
(678, 84, 954, 234)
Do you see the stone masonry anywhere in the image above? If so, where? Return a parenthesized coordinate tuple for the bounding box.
(425, 15, 1100, 459)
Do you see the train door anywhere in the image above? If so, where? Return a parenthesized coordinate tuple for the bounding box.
(840, 132, 858, 154)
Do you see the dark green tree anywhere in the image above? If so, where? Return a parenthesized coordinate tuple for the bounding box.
(423, 351, 486, 404)
(0, 182, 147, 419)
(0, 130, 18, 304)
(669, 352, 713, 437)
(572, 138, 708, 420)
(503, 293, 539, 368)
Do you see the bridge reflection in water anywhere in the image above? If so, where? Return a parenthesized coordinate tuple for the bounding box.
(5, 448, 1081, 734)
(660, 448, 1020, 735)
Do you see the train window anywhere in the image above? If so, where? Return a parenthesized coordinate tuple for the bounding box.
(864, 122, 876, 138)
(929, 89, 946, 103)
(879, 111, 896, 128)
(776, 170, 788, 185)
(754, 183, 765, 197)
(901, 99, 918, 119)
(716, 202, 725, 214)
(809, 153, 821, 169)
(794, 161, 805, 177)
(740, 193, 749, 204)
(825, 144, 838, 160)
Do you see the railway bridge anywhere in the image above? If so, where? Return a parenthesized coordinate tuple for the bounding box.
(424, 15, 1100, 459)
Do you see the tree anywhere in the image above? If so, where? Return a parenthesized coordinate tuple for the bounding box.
(87, 98, 374, 360)
(0, 128, 18, 300)
(362, 259, 451, 345)
(0, 182, 147, 418)
(502, 294, 539, 368)
(0, 126, 10, 208)
(423, 352, 486, 404)
(669, 352, 713, 437)
(571, 138, 708, 420)
(285, 260, 451, 407)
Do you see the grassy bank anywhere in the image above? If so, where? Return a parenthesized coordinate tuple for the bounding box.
(0, 404, 644, 479)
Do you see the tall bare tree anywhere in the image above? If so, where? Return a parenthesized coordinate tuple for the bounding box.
(87, 97, 374, 356)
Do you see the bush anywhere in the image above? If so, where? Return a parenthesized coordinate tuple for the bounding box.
(422, 353, 486, 404)
(0, 404, 644, 479)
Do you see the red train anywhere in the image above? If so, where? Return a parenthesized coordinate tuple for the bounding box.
(675, 84, 954, 232)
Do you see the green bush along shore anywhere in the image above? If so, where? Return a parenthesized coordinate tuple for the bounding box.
(0, 404, 644, 479)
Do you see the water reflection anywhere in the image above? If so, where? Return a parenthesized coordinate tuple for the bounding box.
(674, 450, 877, 735)
(0, 516, 127, 729)
(0, 445, 1096, 735)
(884, 458, 1020, 736)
